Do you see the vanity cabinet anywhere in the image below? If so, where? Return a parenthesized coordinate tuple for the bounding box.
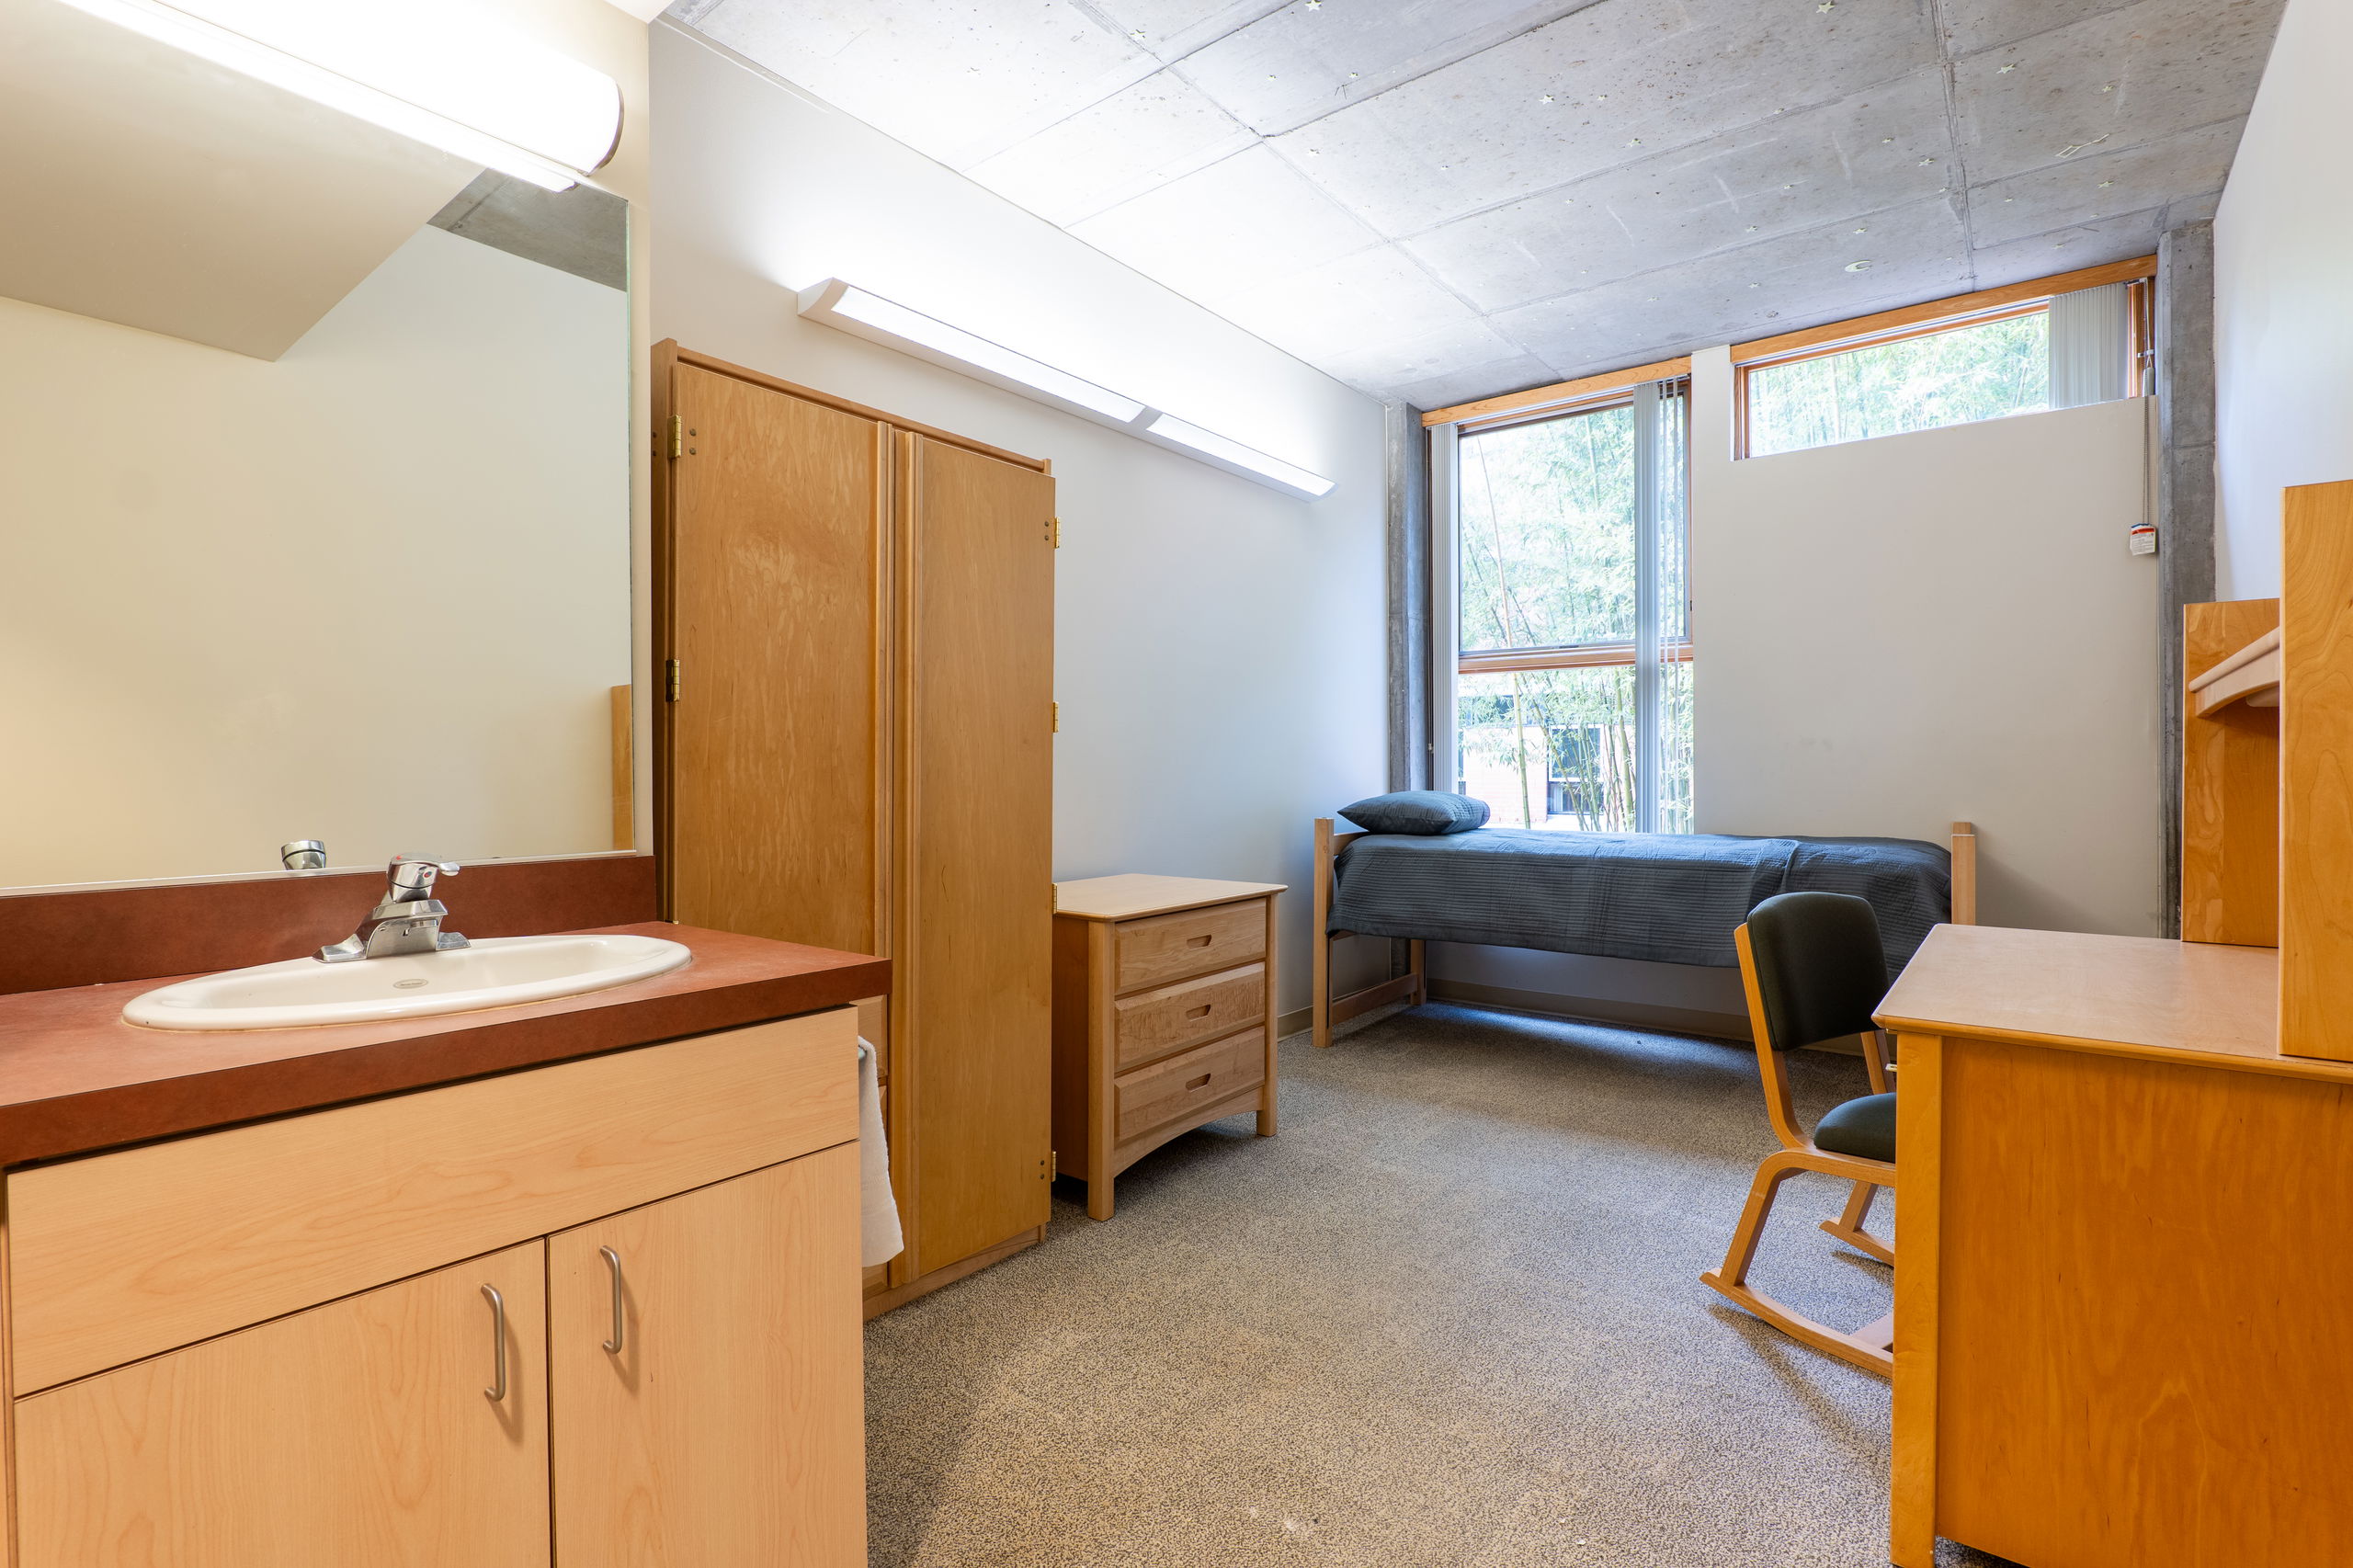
(4, 1009, 864, 1568)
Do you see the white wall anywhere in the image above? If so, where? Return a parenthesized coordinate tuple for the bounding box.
(649, 25, 1391, 1016)
(0, 227, 631, 887)
(2213, 0, 2353, 600)
(1692, 348, 2163, 937)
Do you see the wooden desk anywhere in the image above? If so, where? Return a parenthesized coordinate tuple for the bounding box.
(1877, 924, 2353, 1568)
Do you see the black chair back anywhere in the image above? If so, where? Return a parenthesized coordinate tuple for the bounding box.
(1744, 892, 1890, 1051)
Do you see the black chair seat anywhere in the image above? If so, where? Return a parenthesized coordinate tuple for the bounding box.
(1813, 1092, 1895, 1163)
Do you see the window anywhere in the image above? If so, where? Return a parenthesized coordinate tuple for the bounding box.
(1737, 277, 2149, 459)
(1447, 382, 1690, 834)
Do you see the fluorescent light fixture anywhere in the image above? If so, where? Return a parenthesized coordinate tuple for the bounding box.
(797, 278, 1336, 501)
(56, 0, 623, 192)
(1141, 415, 1336, 501)
(800, 279, 1145, 425)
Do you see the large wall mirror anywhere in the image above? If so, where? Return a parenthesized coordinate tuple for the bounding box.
(0, 0, 634, 890)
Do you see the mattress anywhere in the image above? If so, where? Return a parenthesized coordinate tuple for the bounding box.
(1327, 829, 1951, 971)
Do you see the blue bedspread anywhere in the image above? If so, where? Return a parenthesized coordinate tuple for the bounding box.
(1328, 829, 1950, 971)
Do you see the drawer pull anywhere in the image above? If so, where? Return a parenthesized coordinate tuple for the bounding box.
(599, 1245, 625, 1355)
(481, 1284, 508, 1403)
(1188, 935, 1213, 948)
(1188, 1074, 1212, 1090)
(1187, 1004, 1212, 1019)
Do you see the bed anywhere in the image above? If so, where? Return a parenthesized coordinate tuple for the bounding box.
(1310, 817, 1977, 1049)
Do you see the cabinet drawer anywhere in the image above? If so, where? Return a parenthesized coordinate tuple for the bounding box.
(1115, 899, 1265, 992)
(1114, 1029, 1266, 1144)
(7, 1008, 858, 1394)
(1113, 962, 1266, 1072)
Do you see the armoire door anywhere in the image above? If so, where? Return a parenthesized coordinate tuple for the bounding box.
(895, 432, 1056, 1273)
(15, 1242, 550, 1568)
(548, 1145, 865, 1568)
(665, 363, 891, 956)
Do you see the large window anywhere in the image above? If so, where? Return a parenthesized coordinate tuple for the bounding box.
(1737, 276, 2149, 459)
(1449, 382, 1690, 834)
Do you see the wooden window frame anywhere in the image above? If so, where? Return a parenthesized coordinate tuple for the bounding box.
(1730, 256, 2156, 460)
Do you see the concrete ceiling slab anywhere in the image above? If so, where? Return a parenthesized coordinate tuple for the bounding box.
(1269, 0, 1938, 238)
(1068, 143, 1380, 305)
(1966, 118, 2244, 248)
(1176, 0, 1592, 137)
(964, 70, 1254, 226)
(1953, 0, 2281, 183)
(1205, 243, 1481, 367)
(1404, 67, 1953, 315)
(1940, 0, 2139, 58)
(1493, 198, 1973, 376)
(674, 0, 2285, 405)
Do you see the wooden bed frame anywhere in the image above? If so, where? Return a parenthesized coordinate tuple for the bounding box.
(1310, 818, 1980, 1049)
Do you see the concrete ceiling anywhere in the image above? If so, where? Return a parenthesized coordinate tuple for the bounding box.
(668, 0, 2285, 409)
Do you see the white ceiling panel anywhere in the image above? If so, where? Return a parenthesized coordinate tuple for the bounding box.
(1069, 143, 1380, 305)
(1404, 68, 1952, 315)
(964, 70, 1253, 226)
(675, 0, 2284, 405)
(1952, 0, 2282, 183)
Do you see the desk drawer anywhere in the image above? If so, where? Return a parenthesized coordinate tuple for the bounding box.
(1113, 963, 1266, 1072)
(7, 1009, 858, 1394)
(1114, 1028, 1266, 1144)
(1115, 900, 1265, 992)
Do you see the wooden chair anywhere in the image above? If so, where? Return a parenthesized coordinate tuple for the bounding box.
(1700, 891, 1898, 1375)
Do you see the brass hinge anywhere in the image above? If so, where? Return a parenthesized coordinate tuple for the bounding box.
(1049, 1150, 1058, 1179)
(1050, 516, 1061, 548)
(1051, 700, 1060, 733)
(665, 415, 683, 459)
(1050, 884, 1060, 912)
(665, 659, 681, 701)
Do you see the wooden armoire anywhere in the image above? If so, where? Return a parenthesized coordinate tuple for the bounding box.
(652, 342, 1055, 1314)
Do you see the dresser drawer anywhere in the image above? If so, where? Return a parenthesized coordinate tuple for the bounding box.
(1113, 962, 1266, 1071)
(1115, 899, 1266, 992)
(1113, 1028, 1267, 1144)
(7, 1008, 858, 1393)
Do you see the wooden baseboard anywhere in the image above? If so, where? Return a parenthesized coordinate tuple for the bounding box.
(1276, 1006, 1313, 1040)
(1425, 979, 1751, 1042)
(862, 1226, 1041, 1321)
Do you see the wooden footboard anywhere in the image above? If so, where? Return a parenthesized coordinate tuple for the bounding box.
(1313, 816, 1427, 1049)
(1309, 815, 1982, 1050)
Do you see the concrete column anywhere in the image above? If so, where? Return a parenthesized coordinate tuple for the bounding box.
(1385, 401, 1431, 791)
(2155, 220, 2218, 937)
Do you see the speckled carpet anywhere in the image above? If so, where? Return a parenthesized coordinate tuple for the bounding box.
(864, 1004, 2013, 1568)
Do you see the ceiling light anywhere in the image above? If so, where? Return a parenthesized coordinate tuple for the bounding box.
(798, 279, 1336, 501)
(56, 0, 620, 191)
(1143, 416, 1336, 500)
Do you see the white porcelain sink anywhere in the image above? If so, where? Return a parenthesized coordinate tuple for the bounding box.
(123, 933, 692, 1031)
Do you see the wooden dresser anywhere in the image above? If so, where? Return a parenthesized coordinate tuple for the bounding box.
(1051, 875, 1284, 1220)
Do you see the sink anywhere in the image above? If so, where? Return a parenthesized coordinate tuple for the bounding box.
(123, 933, 692, 1031)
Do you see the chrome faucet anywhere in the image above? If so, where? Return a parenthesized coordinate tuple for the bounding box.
(316, 855, 471, 963)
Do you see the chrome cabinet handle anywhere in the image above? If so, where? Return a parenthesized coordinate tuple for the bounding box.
(481, 1283, 508, 1403)
(599, 1245, 625, 1354)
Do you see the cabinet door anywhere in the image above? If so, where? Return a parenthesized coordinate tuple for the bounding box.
(896, 431, 1056, 1273)
(549, 1145, 864, 1568)
(16, 1241, 549, 1568)
(665, 363, 892, 956)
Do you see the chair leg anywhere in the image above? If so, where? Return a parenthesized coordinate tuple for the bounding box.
(1701, 1150, 1896, 1377)
(1820, 1180, 1895, 1266)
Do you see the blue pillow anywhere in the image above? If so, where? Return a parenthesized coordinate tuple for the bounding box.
(1338, 791, 1489, 836)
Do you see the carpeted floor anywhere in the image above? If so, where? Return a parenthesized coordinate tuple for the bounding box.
(865, 1004, 2014, 1567)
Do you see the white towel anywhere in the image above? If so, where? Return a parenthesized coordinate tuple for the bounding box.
(858, 1039, 904, 1268)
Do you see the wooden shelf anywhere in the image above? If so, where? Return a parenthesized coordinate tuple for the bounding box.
(2189, 625, 2280, 717)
